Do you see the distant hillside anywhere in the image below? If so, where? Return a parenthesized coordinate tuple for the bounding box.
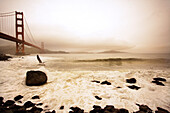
(0, 45, 69, 54)
(70, 52, 93, 54)
(98, 50, 126, 54)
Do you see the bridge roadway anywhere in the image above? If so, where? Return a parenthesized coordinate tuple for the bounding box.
(0, 32, 41, 50)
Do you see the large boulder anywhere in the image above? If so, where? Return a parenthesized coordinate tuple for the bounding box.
(26, 71, 47, 86)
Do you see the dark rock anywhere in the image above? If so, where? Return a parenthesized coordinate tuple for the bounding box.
(104, 105, 115, 112)
(0, 97, 3, 101)
(44, 105, 48, 108)
(134, 111, 146, 113)
(14, 95, 23, 101)
(126, 78, 136, 84)
(0, 54, 12, 61)
(70, 107, 84, 113)
(26, 70, 47, 86)
(36, 103, 43, 106)
(29, 106, 43, 113)
(119, 108, 129, 113)
(45, 110, 56, 113)
(127, 85, 141, 90)
(90, 105, 102, 113)
(153, 77, 166, 82)
(95, 96, 102, 100)
(152, 81, 165, 86)
(117, 86, 121, 88)
(32, 95, 40, 99)
(91, 80, 100, 83)
(17, 101, 22, 103)
(155, 107, 170, 113)
(0, 109, 13, 113)
(93, 105, 102, 109)
(135, 104, 152, 113)
(101, 81, 111, 85)
(24, 101, 35, 108)
(9, 104, 26, 113)
(4, 100, 15, 106)
(0, 97, 4, 106)
(60, 106, 64, 110)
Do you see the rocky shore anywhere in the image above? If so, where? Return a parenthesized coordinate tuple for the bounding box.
(0, 94, 169, 113)
(0, 73, 169, 113)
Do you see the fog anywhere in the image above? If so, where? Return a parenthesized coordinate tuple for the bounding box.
(0, 0, 170, 53)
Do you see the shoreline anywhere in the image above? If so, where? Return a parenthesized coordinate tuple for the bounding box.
(1, 95, 169, 113)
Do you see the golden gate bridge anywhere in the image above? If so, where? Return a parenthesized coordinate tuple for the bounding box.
(0, 11, 44, 55)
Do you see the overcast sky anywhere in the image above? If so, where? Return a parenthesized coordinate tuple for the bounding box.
(0, 0, 170, 53)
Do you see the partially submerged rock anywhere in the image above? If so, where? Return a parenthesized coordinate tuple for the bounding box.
(32, 95, 40, 99)
(91, 80, 100, 83)
(4, 100, 15, 106)
(0, 54, 12, 61)
(153, 77, 166, 82)
(152, 81, 165, 86)
(36, 103, 43, 106)
(0, 96, 56, 113)
(24, 101, 35, 108)
(152, 77, 166, 86)
(90, 105, 129, 113)
(90, 105, 102, 113)
(134, 104, 152, 113)
(95, 96, 102, 100)
(127, 85, 141, 90)
(60, 106, 64, 110)
(14, 95, 23, 101)
(156, 107, 170, 113)
(101, 81, 111, 85)
(126, 78, 136, 84)
(26, 70, 47, 86)
(70, 107, 84, 113)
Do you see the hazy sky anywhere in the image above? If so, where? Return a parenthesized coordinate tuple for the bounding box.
(0, 0, 170, 53)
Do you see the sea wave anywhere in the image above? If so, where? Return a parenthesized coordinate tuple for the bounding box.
(75, 58, 169, 62)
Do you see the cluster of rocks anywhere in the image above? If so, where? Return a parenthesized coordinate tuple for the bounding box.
(126, 78, 141, 90)
(152, 77, 166, 86)
(1, 96, 169, 113)
(134, 104, 170, 113)
(0, 95, 56, 113)
(91, 80, 111, 85)
(0, 54, 12, 61)
(91, 76, 167, 91)
(69, 104, 170, 113)
(91, 78, 141, 90)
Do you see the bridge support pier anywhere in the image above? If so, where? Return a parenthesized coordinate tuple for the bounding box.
(15, 11, 25, 55)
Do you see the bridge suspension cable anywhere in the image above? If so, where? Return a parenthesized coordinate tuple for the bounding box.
(0, 11, 15, 17)
(24, 16, 37, 45)
(0, 11, 15, 36)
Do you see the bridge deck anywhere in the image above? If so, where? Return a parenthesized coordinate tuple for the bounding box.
(0, 32, 41, 50)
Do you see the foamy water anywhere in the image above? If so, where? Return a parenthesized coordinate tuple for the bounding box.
(0, 54, 170, 112)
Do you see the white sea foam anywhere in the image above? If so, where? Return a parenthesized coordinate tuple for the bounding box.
(0, 55, 170, 113)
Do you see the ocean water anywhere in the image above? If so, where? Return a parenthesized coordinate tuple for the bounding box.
(0, 53, 170, 112)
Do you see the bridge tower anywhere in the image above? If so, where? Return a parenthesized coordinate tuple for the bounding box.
(15, 11, 25, 55)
